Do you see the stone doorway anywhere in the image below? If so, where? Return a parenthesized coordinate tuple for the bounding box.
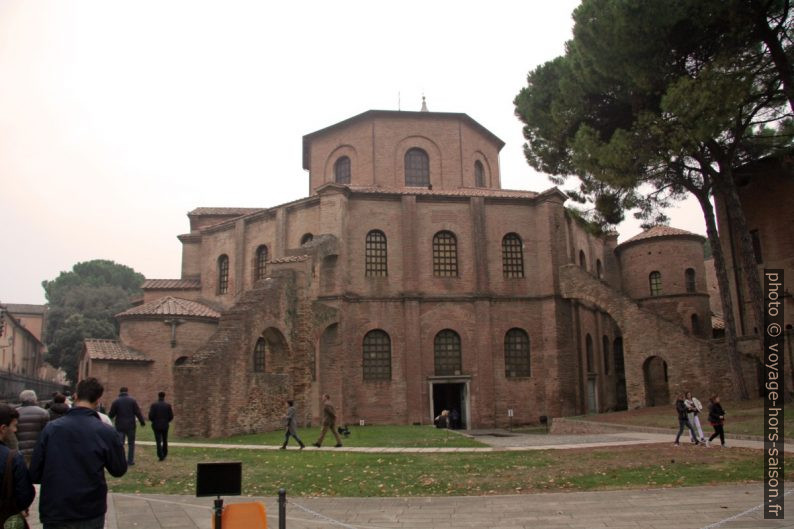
(429, 378, 469, 429)
(643, 356, 670, 406)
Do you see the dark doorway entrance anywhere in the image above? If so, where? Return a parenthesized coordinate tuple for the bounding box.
(432, 383, 465, 429)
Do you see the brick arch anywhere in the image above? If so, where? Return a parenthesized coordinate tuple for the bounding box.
(323, 145, 358, 185)
(394, 135, 443, 188)
(558, 264, 713, 409)
(260, 326, 289, 374)
(642, 355, 670, 406)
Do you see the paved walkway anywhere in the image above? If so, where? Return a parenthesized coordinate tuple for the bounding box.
(24, 483, 794, 529)
(130, 430, 766, 452)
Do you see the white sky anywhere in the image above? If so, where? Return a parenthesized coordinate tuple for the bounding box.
(0, 0, 706, 305)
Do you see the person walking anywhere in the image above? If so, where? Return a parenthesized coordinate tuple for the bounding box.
(673, 393, 700, 446)
(707, 395, 727, 447)
(313, 394, 343, 448)
(16, 389, 49, 466)
(280, 400, 305, 450)
(684, 391, 706, 443)
(109, 387, 145, 466)
(148, 392, 174, 461)
(0, 404, 35, 528)
(47, 393, 70, 422)
(31, 377, 127, 529)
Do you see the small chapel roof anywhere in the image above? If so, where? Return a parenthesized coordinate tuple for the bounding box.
(116, 296, 221, 320)
(617, 225, 704, 250)
(83, 339, 152, 362)
(2, 304, 46, 315)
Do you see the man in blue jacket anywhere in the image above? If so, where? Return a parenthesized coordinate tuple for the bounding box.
(148, 391, 174, 461)
(31, 377, 127, 529)
(108, 386, 145, 466)
(0, 404, 34, 523)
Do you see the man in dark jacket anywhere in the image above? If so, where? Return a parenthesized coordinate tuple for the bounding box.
(148, 392, 174, 461)
(673, 393, 700, 446)
(109, 386, 145, 466)
(312, 394, 343, 448)
(0, 404, 35, 523)
(31, 377, 127, 528)
(16, 389, 49, 466)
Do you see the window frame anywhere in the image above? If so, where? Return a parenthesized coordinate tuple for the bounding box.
(649, 271, 662, 296)
(253, 337, 266, 372)
(362, 330, 391, 381)
(504, 328, 531, 378)
(404, 148, 430, 187)
(334, 156, 351, 184)
(434, 329, 462, 376)
(255, 245, 269, 281)
(502, 233, 525, 278)
(217, 254, 229, 294)
(365, 230, 388, 277)
(474, 160, 485, 187)
(433, 231, 458, 277)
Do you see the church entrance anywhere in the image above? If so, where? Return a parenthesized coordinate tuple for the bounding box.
(428, 378, 469, 429)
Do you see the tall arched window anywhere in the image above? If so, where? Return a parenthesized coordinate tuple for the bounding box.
(596, 259, 603, 279)
(502, 233, 524, 278)
(434, 329, 461, 375)
(602, 335, 610, 374)
(691, 314, 700, 335)
(217, 254, 229, 294)
(300, 233, 314, 245)
(365, 230, 388, 277)
(255, 245, 268, 281)
(685, 268, 696, 293)
(579, 250, 587, 270)
(404, 148, 429, 187)
(362, 330, 391, 380)
(649, 271, 662, 296)
(334, 156, 351, 184)
(433, 231, 458, 277)
(504, 328, 530, 377)
(586, 334, 594, 373)
(474, 160, 485, 187)
(253, 338, 266, 372)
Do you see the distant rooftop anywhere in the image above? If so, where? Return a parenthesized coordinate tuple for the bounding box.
(618, 225, 704, 248)
(116, 296, 220, 320)
(2, 304, 46, 315)
(84, 339, 151, 362)
(188, 207, 264, 217)
(142, 278, 201, 290)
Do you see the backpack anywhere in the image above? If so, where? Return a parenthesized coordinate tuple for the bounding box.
(0, 450, 29, 529)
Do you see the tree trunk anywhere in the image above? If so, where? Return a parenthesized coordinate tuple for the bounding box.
(718, 172, 767, 356)
(751, 0, 794, 112)
(695, 192, 750, 399)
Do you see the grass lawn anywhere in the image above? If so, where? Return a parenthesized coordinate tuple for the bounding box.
(111, 442, 793, 497)
(134, 424, 486, 448)
(580, 398, 794, 439)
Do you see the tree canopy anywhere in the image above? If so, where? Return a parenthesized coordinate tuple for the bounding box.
(43, 260, 144, 384)
(514, 0, 793, 398)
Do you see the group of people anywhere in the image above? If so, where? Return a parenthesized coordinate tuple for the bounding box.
(0, 380, 174, 528)
(674, 391, 727, 447)
(280, 393, 344, 449)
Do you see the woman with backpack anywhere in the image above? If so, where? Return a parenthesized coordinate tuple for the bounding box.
(707, 395, 727, 447)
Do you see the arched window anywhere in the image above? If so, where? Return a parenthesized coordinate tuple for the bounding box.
(404, 148, 429, 187)
(362, 330, 391, 380)
(504, 328, 530, 377)
(300, 233, 313, 245)
(175, 356, 188, 366)
(602, 335, 610, 374)
(334, 156, 351, 184)
(217, 254, 229, 294)
(691, 314, 700, 335)
(434, 329, 461, 376)
(586, 334, 594, 373)
(433, 231, 458, 277)
(502, 233, 524, 278)
(649, 271, 662, 296)
(579, 250, 587, 270)
(253, 338, 266, 372)
(474, 160, 485, 187)
(365, 230, 388, 277)
(255, 245, 268, 281)
(596, 259, 603, 279)
(685, 268, 696, 293)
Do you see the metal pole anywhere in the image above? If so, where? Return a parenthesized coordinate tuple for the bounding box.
(278, 488, 286, 529)
(213, 497, 223, 529)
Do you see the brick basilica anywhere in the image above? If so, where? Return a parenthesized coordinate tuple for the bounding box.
(79, 108, 762, 437)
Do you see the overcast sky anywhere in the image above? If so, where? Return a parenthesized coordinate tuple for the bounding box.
(0, 1, 706, 305)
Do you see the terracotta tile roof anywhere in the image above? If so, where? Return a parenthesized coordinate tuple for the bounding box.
(84, 339, 151, 362)
(188, 207, 264, 216)
(268, 255, 309, 264)
(116, 296, 220, 319)
(3, 304, 46, 315)
(619, 225, 703, 246)
(142, 278, 201, 290)
(347, 186, 538, 200)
